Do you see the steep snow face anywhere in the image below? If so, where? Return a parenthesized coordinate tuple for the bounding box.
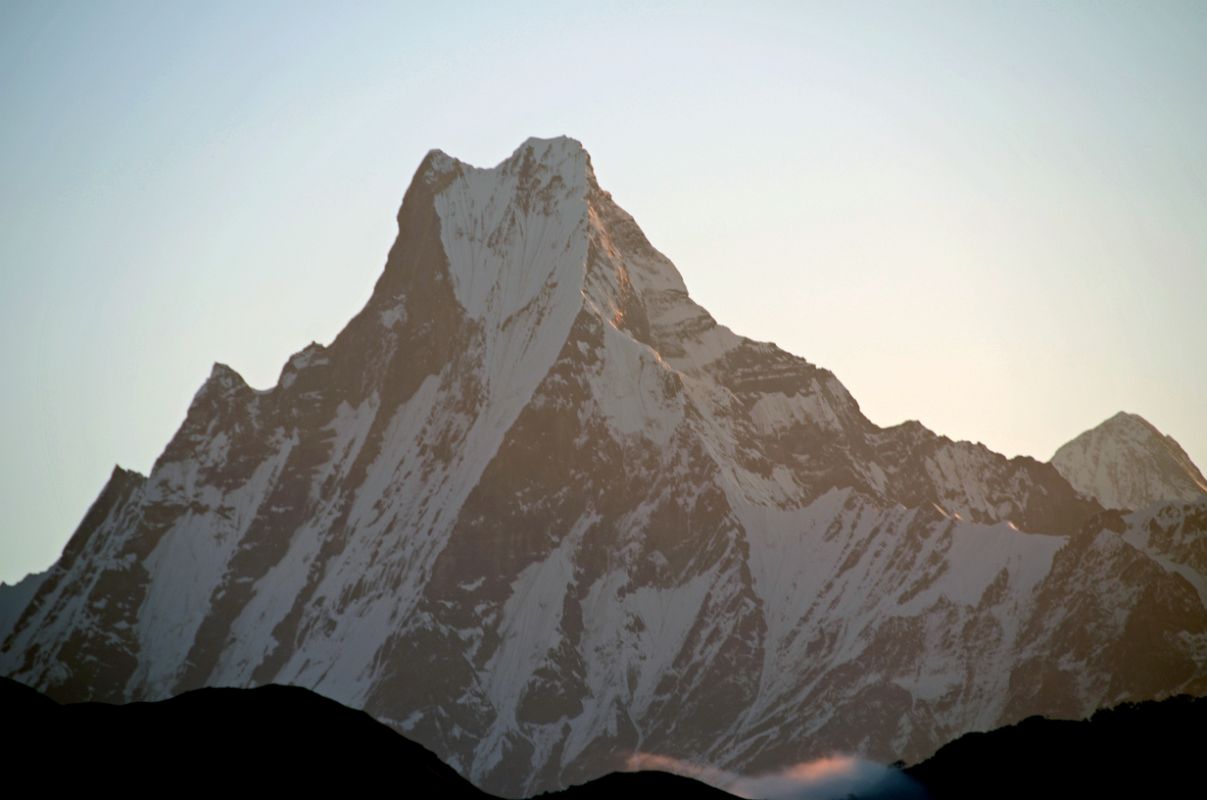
(432, 135, 593, 444)
(1052, 412, 1207, 510)
(2, 137, 1204, 797)
(436, 136, 589, 324)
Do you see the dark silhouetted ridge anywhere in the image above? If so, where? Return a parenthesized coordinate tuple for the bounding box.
(4, 676, 486, 794)
(537, 771, 738, 799)
(858, 694, 1207, 799)
(2, 678, 738, 798)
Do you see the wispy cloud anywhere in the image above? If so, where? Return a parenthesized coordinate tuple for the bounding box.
(626, 751, 923, 799)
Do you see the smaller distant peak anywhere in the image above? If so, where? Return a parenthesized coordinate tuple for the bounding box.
(1053, 409, 1207, 507)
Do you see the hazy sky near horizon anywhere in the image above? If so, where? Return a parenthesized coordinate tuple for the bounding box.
(2, 1, 1205, 582)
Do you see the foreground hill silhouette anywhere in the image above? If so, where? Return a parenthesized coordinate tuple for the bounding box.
(10, 675, 1201, 799)
(861, 693, 1207, 799)
(2, 677, 735, 798)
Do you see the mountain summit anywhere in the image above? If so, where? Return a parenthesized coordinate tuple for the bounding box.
(3, 137, 1204, 796)
(1051, 412, 1207, 510)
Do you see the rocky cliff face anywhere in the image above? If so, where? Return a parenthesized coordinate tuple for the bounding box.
(1051, 411, 1207, 511)
(3, 137, 1204, 797)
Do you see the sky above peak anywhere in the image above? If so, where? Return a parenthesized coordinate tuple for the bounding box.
(2, 0, 1205, 581)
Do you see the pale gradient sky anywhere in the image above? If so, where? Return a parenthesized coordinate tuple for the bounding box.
(2, 1, 1205, 583)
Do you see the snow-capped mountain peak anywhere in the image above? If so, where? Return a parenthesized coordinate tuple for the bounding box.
(1051, 411, 1207, 510)
(2, 138, 1204, 797)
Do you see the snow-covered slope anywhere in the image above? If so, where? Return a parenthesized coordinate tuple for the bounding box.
(1051, 412, 1207, 510)
(2, 138, 1204, 796)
